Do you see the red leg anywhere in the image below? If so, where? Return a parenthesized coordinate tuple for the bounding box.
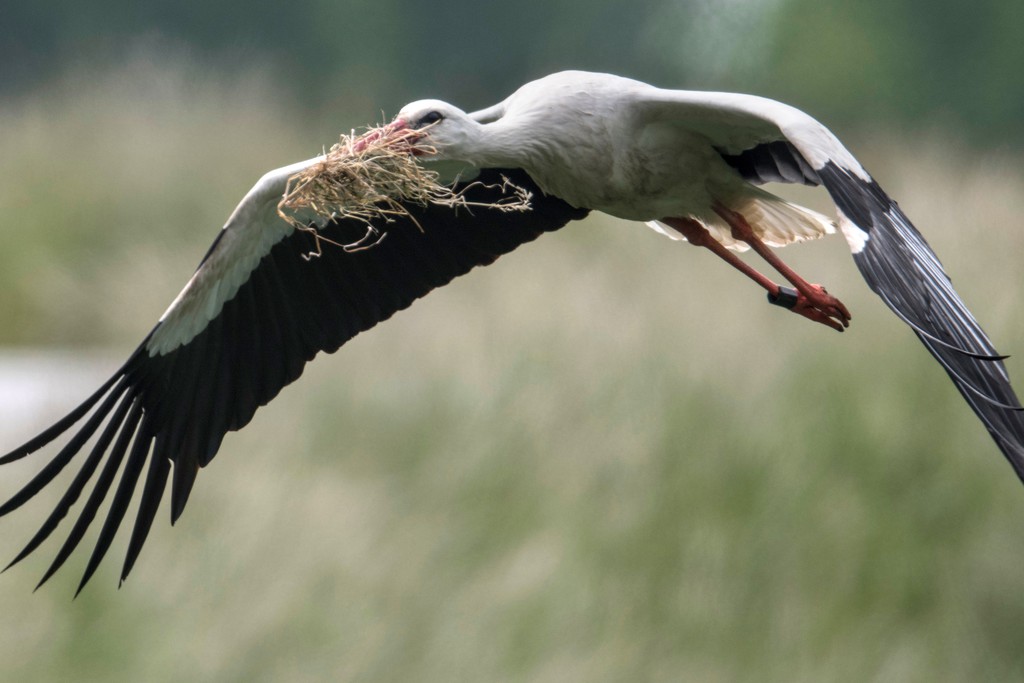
(660, 216, 849, 333)
(660, 217, 783, 295)
(711, 204, 851, 329)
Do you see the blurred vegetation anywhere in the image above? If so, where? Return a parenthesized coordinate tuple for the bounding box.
(764, 0, 1024, 148)
(2, 2, 1024, 682)
(3, 0, 1023, 146)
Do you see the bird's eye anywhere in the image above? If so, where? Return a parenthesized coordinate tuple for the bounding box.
(417, 111, 444, 128)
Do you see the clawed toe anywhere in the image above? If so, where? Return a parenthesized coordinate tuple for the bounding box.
(769, 284, 851, 332)
(795, 284, 851, 331)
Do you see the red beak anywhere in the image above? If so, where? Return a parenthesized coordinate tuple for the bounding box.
(349, 118, 414, 154)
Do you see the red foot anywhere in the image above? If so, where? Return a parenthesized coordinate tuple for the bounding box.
(773, 283, 851, 332)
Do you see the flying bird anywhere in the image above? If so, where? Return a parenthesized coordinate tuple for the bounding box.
(4, 70, 1022, 594)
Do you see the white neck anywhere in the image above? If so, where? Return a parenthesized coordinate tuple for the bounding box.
(447, 117, 529, 169)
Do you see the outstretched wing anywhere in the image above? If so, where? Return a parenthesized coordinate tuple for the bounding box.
(1, 165, 588, 593)
(641, 88, 1024, 480)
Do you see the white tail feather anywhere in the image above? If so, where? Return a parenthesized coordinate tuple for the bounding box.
(645, 193, 836, 251)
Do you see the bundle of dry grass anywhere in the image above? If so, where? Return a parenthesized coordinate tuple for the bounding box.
(277, 124, 533, 256)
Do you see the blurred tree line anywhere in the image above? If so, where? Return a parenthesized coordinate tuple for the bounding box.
(1, 0, 1021, 146)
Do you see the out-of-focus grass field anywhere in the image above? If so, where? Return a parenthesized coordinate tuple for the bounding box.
(2, 62, 1024, 682)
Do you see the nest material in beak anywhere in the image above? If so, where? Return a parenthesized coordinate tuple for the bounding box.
(277, 123, 532, 256)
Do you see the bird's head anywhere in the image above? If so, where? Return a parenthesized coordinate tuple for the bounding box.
(392, 99, 480, 161)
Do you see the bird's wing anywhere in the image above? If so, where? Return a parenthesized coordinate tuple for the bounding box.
(1, 164, 588, 593)
(468, 101, 507, 124)
(640, 89, 1024, 479)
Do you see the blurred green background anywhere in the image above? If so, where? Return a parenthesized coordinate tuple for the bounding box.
(2, 1, 1024, 681)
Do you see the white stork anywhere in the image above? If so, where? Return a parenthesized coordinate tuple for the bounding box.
(3, 71, 1022, 593)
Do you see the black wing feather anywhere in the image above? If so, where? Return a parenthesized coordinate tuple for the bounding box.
(3, 389, 134, 572)
(34, 398, 144, 590)
(2, 168, 588, 591)
(0, 377, 130, 517)
(77, 410, 154, 596)
(816, 162, 1024, 479)
(120, 438, 170, 583)
(718, 140, 821, 187)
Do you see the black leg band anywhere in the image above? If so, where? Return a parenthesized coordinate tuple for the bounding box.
(767, 286, 799, 310)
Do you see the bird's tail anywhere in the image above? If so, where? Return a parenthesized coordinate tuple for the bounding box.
(646, 191, 835, 251)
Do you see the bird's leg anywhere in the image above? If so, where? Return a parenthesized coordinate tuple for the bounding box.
(660, 216, 848, 332)
(660, 216, 782, 292)
(712, 204, 852, 331)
